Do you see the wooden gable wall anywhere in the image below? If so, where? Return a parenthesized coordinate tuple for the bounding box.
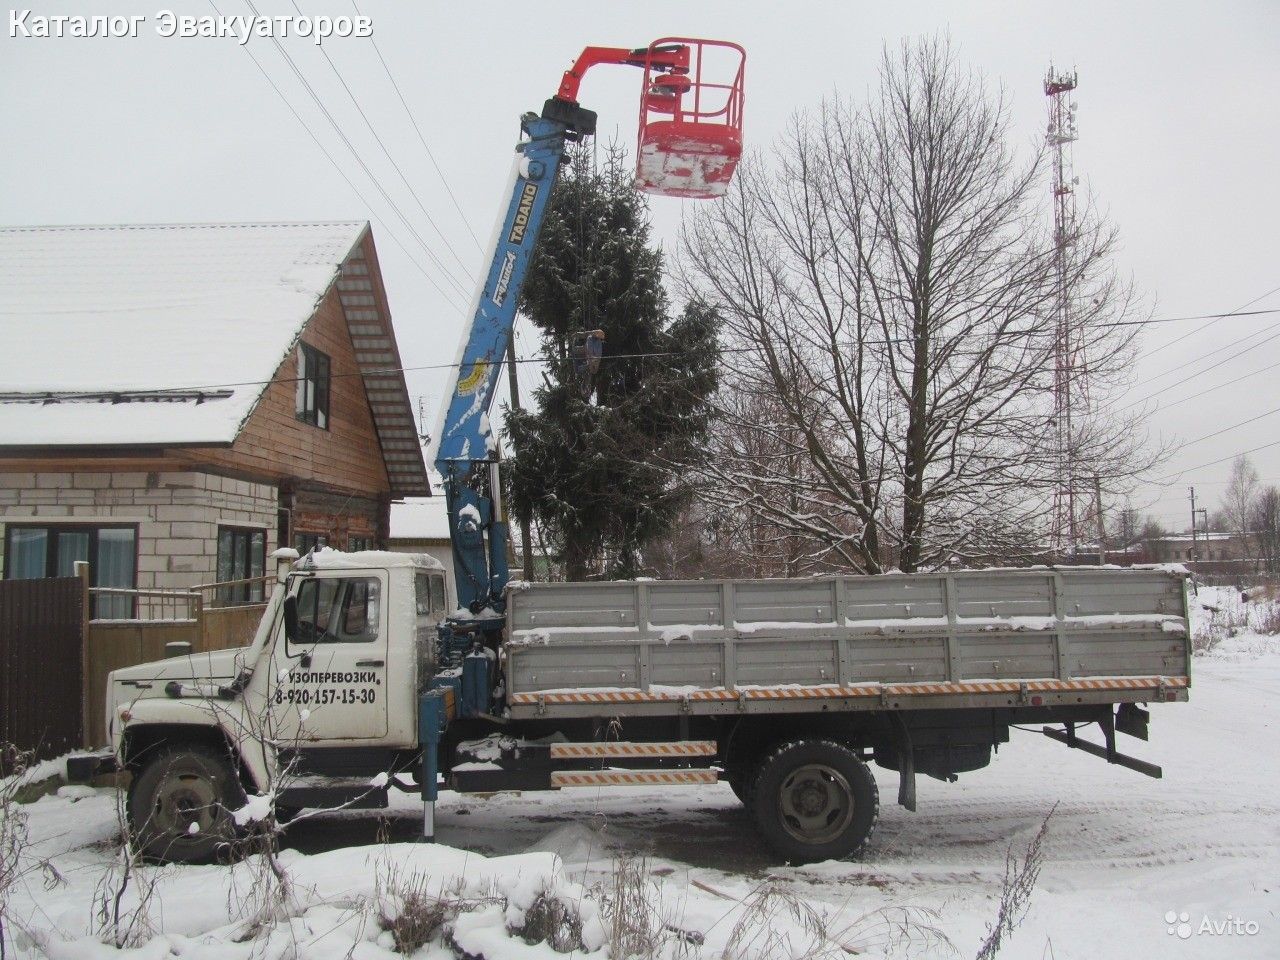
(172, 282, 391, 496)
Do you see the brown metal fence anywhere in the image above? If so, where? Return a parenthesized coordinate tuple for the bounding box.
(0, 576, 85, 768)
(1, 570, 271, 755)
(80, 578, 269, 746)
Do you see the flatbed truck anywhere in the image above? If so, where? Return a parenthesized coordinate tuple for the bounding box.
(75, 549, 1190, 864)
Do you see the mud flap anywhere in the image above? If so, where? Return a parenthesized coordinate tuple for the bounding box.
(887, 712, 917, 812)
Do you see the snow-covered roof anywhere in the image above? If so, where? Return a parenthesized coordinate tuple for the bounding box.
(0, 221, 367, 447)
(1149, 532, 1239, 542)
(390, 496, 451, 542)
(299, 547, 444, 571)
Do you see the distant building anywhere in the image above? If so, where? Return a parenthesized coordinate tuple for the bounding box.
(0, 222, 428, 614)
(388, 496, 455, 609)
(1143, 531, 1247, 564)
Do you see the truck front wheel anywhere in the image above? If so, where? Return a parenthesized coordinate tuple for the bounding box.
(751, 740, 879, 863)
(127, 745, 244, 863)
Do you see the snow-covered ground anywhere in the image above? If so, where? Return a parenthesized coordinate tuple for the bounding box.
(3, 589, 1277, 959)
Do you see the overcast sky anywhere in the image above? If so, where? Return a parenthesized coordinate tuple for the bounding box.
(3, 0, 1277, 531)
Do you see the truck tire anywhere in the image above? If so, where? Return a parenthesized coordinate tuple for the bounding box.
(751, 740, 879, 864)
(127, 745, 244, 864)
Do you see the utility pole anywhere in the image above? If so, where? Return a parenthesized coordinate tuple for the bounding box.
(506, 331, 534, 580)
(1189, 486, 1199, 564)
(1094, 476, 1106, 565)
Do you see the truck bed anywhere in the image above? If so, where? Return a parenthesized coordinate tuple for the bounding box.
(501, 567, 1191, 719)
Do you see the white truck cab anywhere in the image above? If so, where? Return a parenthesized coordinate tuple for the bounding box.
(101, 549, 449, 861)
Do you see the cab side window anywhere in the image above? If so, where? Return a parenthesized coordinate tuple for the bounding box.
(294, 577, 381, 644)
(415, 573, 448, 619)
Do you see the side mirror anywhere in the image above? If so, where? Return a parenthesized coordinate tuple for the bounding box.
(283, 595, 299, 642)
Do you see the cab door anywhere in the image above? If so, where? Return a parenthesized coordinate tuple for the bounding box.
(276, 571, 390, 743)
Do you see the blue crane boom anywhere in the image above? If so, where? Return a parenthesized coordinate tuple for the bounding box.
(432, 108, 590, 620)
(432, 40, 744, 633)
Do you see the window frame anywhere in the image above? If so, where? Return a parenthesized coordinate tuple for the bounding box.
(295, 342, 331, 430)
(294, 532, 328, 555)
(216, 525, 267, 604)
(2, 522, 139, 617)
(290, 575, 382, 646)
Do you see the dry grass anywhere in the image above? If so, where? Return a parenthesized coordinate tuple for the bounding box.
(1255, 600, 1280, 636)
(377, 869, 452, 954)
(512, 889, 585, 952)
(0, 744, 32, 960)
(974, 806, 1054, 960)
(604, 855, 664, 959)
(93, 791, 167, 948)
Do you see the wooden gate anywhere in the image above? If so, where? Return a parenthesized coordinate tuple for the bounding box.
(0, 577, 85, 769)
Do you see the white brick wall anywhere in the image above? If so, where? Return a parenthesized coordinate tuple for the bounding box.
(0, 470, 277, 591)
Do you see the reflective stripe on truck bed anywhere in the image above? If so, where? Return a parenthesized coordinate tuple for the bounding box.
(510, 674, 1189, 706)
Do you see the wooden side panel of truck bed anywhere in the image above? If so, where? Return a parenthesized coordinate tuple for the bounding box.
(501, 568, 1191, 719)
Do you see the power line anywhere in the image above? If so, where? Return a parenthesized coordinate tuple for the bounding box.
(347, 0, 483, 252)
(1174, 403, 1280, 451)
(1154, 438, 1280, 484)
(1142, 282, 1280, 359)
(236, 0, 470, 310)
(292, 0, 478, 289)
(1127, 357, 1280, 416)
(1113, 319, 1280, 412)
(205, 0, 466, 312)
(3, 348, 749, 401)
(1099, 307, 1280, 328)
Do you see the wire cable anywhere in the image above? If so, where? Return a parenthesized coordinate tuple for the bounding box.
(1113, 320, 1280, 412)
(1142, 282, 1280, 359)
(347, 0, 483, 252)
(237, 0, 470, 309)
(205, 0, 466, 312)
(1153, 439, 1280, 484)
(292, 0, 478, 288)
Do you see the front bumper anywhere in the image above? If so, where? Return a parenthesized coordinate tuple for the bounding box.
(66, 751, 118, 783)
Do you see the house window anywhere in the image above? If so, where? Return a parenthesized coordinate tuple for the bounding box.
(348, 535, 371, 552)
(295, 532, 327, 554)
(3, 524, 137, 618)
(216, 526, 266, 603)
(295, 343, 330, 429)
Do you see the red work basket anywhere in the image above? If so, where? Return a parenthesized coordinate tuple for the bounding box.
(635, 38, 745, 199)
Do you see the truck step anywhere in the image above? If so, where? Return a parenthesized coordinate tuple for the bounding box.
(277, 779, 389, 811)
(549, 740, 716, 760)
(550, 769, 719, 787)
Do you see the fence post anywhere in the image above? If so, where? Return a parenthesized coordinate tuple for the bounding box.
(193, 590, 205, 652)
(74, 561, 91, 749)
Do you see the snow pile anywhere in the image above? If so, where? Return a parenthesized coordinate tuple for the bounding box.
(1190, 583, 1280, 658)
(3, 792, 601, 960)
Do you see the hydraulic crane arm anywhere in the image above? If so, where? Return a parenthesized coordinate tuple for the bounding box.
(431, 109, 583, 617)
(432, 41, 725, 622)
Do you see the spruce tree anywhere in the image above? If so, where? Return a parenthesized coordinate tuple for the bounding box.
(506, 146, 719, 580)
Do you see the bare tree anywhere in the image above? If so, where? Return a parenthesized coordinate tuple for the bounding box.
(1251, 485, 1280, 575)
(682, 36, 1156, 571)
(1221, 454, 1259, 560)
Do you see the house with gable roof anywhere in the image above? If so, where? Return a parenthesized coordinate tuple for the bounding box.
(0, 222, 429, 614)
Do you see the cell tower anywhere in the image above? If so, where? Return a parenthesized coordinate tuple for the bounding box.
(1044, 65, 1088, 554)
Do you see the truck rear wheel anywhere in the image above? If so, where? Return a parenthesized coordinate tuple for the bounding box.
(751, 740, 878, 863)
(127, 745, 244, 864)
